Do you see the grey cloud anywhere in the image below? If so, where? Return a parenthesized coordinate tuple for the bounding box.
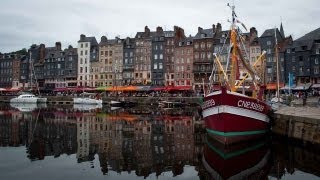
(0, 0, 319, 52)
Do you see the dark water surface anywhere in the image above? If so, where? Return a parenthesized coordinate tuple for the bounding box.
(0, 104, 319, 180)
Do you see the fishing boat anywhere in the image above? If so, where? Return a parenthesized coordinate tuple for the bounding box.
(202, 4, 272, 145)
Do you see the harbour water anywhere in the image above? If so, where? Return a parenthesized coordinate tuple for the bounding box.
(0, 104, 319, 180)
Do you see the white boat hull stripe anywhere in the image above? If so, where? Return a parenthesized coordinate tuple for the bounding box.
(203, 105, 270, 123)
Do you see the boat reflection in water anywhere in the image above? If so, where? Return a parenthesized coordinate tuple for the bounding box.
(202, 135, 271, 180)
(73, 103, 102, 111)
(10, 102, 47, 112)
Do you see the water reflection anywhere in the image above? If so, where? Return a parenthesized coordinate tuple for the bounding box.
(202, 136, 271, 179)
(0, 104, 319, 179)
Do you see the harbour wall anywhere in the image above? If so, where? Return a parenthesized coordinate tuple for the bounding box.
(0, 95, 203, 106)
(272, 106, 320, 145)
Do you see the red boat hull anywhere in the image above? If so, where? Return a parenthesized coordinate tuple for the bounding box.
(202, 87, 271, 145)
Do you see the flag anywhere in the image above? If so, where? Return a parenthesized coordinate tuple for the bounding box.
(236, 19, 247, 31)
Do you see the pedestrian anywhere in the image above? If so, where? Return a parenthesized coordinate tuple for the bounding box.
(302, 93, 307, 106)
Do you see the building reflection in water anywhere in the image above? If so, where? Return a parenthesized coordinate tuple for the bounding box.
(0, 104, 320, 179)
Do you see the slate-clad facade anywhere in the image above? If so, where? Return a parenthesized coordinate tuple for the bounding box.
(284, 28, 320, 85)
(123, 37, 135, 85)
(151, 27, 165, 86)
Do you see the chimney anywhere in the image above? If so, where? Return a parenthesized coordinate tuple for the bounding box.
(249, 27, 258, 43)
(212, 24, 216, 33)
(55, 42, 61, 51)
(39, 44, 45, 64)
(156, 26, 163, 33)
(198, 27, 203, 33)
(100, 36, 107, 43)
(174, 26, 185, 40)
(250, 27, 257, 37)
(80, 34, 86, 41)
(144, 26, 150, 36)
(216, 23, 222, 33)
(68, 45, 73, 49)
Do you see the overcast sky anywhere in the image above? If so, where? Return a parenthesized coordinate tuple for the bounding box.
(0, 0, 319, 53)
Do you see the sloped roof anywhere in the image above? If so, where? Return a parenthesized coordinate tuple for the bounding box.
(78, 36, 98, 45)
(290, 40, 313, 51)
(99, 39, 117, 46)
(260, 28, 283, 40)
(194, 28, 214, 39)
(296, 27, 320, 41)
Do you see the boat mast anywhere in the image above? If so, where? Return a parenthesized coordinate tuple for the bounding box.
(274, 28, 280, 101)
(29, 52, 33, 91)
(229, 3, 237, 92)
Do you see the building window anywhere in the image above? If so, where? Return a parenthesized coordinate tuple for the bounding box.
(201, 42, 205, 49)
(267, 41, 271, 45)
(267, 49, 271, 54)
(81, 43, 83, 48)
(154, 63, 158, 69)
(267, 68, 272, 74)
(159, 54, 163, 59)
(314, 66, 319, 74)
(85, 43, 88, 47)
(154, 54, 158, 60)
(287, 49, 290, 53)
(195, 43, 199, 49)
(159, 63, 163, 69)
(315, 58, 319, 64)
(316, 49, 320, 54)
(299, 67, 303, 73)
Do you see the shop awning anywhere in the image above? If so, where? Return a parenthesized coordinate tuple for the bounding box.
(266, 83, 284, 90)
(165, 86, 193, 91)
(311, 84, 320, 88)
(293, 83, 312, 90)
(150, 86, 166, 91)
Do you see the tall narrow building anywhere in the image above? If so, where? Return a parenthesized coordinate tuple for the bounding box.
(164, 26, 185, 86)
(151, 26, 165, 86)
(123, 37, 135, 85)
(174, 36, 194, 86)
(77, 34, 98, 87)
(193, 24, 215, 92)
(134, 26, 153, 85)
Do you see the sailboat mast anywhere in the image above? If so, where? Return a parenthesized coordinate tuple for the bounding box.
(274, 28, 280, 101)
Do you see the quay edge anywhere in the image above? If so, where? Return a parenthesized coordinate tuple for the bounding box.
(272, 106, 320, 145)
(0, 96, 203, 106)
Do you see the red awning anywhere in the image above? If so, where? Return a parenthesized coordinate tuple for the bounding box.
(165, 86, 193, 91)
(150, 86, 166, 91)
(266, 83, 284, 90)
